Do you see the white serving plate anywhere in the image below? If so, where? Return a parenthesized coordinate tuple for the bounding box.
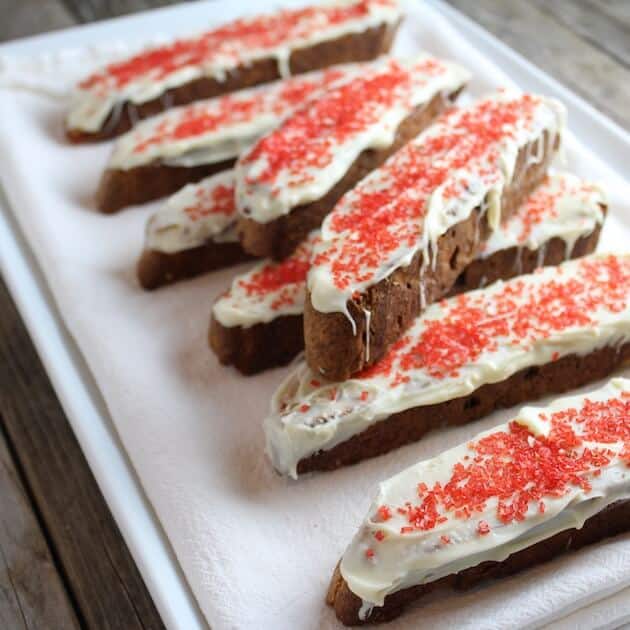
(0, 2, 628, 629)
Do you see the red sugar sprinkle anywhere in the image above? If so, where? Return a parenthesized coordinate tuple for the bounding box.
(440, 535, 451, 545)
(365, 548, 375, 559)
(374, 530, 385, 542)
(387, 389, 630, 534)
(299, 404, 310, 413)
(360, 391, 369, 401)
(242, 58, 446, 192)
(477, 520, 491, 536)
(132, 67, 347, 154)
(377, 505, 392, 521)
(314, 94, 542, 291)
(81, 1, 390, 91)
(183, 182, 235, 222)
(235, 235, 317, 311)
(310, 379, 321, 387)
(356, 256, 630, 384)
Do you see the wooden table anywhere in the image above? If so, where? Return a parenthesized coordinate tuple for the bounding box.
(1, 2, 628, 628)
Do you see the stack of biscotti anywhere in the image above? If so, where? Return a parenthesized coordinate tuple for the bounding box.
(135, 52, 470, 285)
(264, 253, 630, 478)
(303, 90, 566, 381)
(234, 55, 470, 259)
(328, 377, 630, 625)
(66, 0, 403, 142)
(209, 173, 606, 373)
(98, 63, 366, 212)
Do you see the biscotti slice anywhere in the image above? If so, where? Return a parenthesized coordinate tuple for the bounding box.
(210, 232, 320, 373)
(209, 173, 605, 372)
(329, 377, 630, 625)
(304, 91, 566, 380)
(236, 55, 470, 260)
(67, 0, 403, 142)
(265, 253, 630, 478)
(137, 171, 255, 289)
(451, 172, 607, 293)
(98, 64, 366, 213)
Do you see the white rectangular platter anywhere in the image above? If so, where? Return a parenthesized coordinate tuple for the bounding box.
(0, 1, 629, 629)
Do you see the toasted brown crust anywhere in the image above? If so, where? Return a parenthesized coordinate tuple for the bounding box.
(209, 314, 304, 375)
(237, 89, 463, 261)
(97, 158, 235, 214)
(67, 22, 400, 143)
(304, 131, 559, 381)
(298, 342, 630, 474)
(137, 241, 253, 290)
(329, 498, 630, 625)
(208, 223, 603, 373)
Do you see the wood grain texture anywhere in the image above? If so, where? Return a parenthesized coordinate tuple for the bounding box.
(0, 429, 80, 630)
(446, 0, 630, 130)
(0, 281, 165, 630)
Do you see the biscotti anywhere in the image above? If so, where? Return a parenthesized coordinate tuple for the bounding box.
(137, 171, 254, 290)
(304, 91, 565, 381)
(328, 378, 630, 625)
(210, 232, 320, 372)
(209, 173, 605, 372)
(98, 64, 366, 213)
(67, 0, 403, 142)
(264, 253, 630, 478)
(235, 55, 470, 259)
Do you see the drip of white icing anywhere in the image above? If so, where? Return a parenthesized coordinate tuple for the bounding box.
(67, 0, 403, 133)
(307, 91, 566, 321)
(264, 254, 630, 479)
(481, 172, 606, 259)
(235, 55, 471, 223)
(145, 170, 236, 254)
(340, 378, 630, 609)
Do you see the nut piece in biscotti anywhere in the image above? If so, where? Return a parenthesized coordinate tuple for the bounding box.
(264, 254, 630, 478)
(137, 171, 254, 290)
(66, 0, 404, 142)
(208, 172, 606, 373)
(328, 378, 630, 625)
(304, 91, 566, 381)
(235, 55, 471, 260)
(210, 232, 319, 374)
(97, 63, 371, 213)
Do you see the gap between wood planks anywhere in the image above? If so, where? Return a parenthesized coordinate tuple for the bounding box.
(0, 419, 80, 630)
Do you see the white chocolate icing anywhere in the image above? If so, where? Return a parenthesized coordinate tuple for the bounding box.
(264, 254, 630, 478)
(339, 378, 630, 613)
(307, 91, 566, 321)
(108, 64, 364, 171)
(67, 0, 403, 133)
(483, 172, 606, 258)
(213, 231, 319, 328)
(146, 170, 237, 254)
(235, 55, 471, 223)
(207, 173, 604, 330)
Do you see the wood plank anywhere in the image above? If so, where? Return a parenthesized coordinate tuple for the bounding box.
(0, 279, 165, 630)
(0, 427, 80, 630)
(61, 0, 186, 23)
(0, 0, 75, 41)
(531, 0, 630, 69)
(445, 0, 630, 130)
